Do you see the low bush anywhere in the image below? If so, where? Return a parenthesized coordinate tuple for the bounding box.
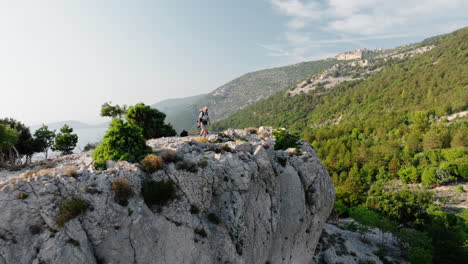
(272, 129, 300, 150)
(246, 127, 258, 134)
(111, 177, 134, 206)
(457, 163, 468, 179)
(194, 228, 207, 238)
(61, 165, 78, 177)
(454, 185, 464, 193)
(198, 159, 208, 168)
(422, 167, 455, 187)
(398, 166, 420, 183)
(207, 213, 221, 225)
(29, 225, 41, 235)
(94, 160, 107, 170)
(194, 137, 208, 143)
(56, 196, 87, 227)
(190, 205, 200, 214)
(176, 160, 198, 173)
(141, 154, 164, 173)
(205, 144, 231, 154)
(22, 171, 36, 179)
(141, 179, 177, 208)
(160, 150, 181, 163)
(92, 118, 151, 165)
(276, 156, 287, 167)
(83, 142, 99, 151)
(17, 192, 28, 199)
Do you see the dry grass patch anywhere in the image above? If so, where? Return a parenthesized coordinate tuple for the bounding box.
(22, 171, 36, 179)
(111, 177, 134, 206)
(141, 154, 164, 173)
(36, 168, 54, 175)
(56, 196, 87, 227)
(17, 192, 28, 199)
(194, 137, 208, 143)
(258, 132, 270, 139)
(61, 165, 78, 177)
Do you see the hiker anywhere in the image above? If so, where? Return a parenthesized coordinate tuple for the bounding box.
(180, 129, 188, 137)
(198, 107, 211, 137)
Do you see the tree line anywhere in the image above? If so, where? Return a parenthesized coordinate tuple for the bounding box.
(0, 118, 78, 167)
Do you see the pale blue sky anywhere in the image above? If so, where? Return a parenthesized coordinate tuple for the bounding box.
(0, 0, 467, 125)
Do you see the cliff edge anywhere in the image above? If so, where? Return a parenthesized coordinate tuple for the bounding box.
(0, 127, 334, 264)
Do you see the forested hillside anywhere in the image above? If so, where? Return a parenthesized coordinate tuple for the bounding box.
(214, 27, 468, 263)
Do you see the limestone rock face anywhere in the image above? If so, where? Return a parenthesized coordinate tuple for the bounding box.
(0, 128, 334, 264)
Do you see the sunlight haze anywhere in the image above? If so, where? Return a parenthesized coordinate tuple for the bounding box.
(0, 0, 466, 125)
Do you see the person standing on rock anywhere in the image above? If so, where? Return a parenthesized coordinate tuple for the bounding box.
(198, 107, 211, 138)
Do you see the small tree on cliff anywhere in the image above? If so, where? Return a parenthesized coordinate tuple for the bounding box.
(0, 124, 19, 165)
(52, 125, 78, 155)
(0, 118, 36, 163)
(126, 103, 176, 140)
(92, 118, 151, 167)
(33, 125, 56, 159)
(100, 102, 127, 119)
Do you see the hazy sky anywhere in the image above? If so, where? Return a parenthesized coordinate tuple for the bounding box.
(0, 0, 467, 125)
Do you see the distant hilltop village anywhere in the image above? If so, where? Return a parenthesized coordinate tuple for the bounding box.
(335, 48, 381, 60)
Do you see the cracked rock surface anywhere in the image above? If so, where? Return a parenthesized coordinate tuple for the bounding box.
(0, 127, 334, 264)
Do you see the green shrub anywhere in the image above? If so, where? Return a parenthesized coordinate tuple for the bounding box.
(126, 103, 176, 140)
(349, 207, 397, 233)
(398, 228, 433, 264)
(141, 154, 164, 173)
(56, 196, 87, 227)
(272, 129, 300, 150)
(365, 186, 433, 227)
(92, 119, 151, 164)
(398, 166, 420, 183)
(422, 167, 455, 187)
(111, 177, 134, 206)
(83, 142, 98, 151)
(94, 160, 107, 170)
(454, 185, 464, 193)
(141, 179, 177, 208)
(461, 209, 468, 222)
(408, 247, 433, 264)
(332, 200, 348, 218)
(421, 167, 438, 187)
(457, 163, 468, 179)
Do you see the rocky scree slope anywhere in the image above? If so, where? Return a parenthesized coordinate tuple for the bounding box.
(0, 127, 334, 264)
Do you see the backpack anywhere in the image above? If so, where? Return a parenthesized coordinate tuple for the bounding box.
(198, 111, 208, 125)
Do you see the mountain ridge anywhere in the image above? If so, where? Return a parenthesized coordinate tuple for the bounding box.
(152, 59, 338, 132)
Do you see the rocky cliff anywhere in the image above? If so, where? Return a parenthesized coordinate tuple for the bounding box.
(0, 128, 334, 264)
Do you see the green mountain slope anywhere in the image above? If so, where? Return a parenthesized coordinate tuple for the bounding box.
(214, 27, 467, 131)
(152, 59, 337, 132)
(214, 27, 468, 263)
